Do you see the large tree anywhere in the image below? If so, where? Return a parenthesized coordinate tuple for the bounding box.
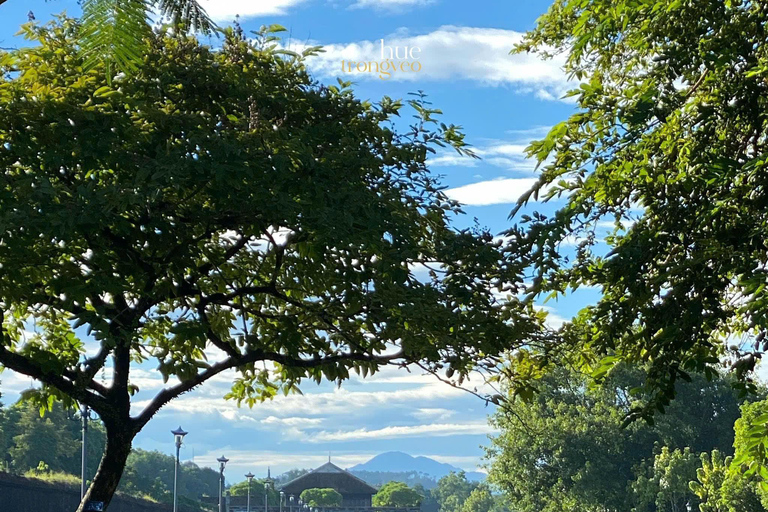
(0, 17, 540, 512)
(506, 0, 768, 475)
(485, 366, 749, 512)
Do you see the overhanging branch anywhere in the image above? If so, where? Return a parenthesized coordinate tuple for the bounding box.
(0, 345, 109, 410)
(134, 346, 404, 428)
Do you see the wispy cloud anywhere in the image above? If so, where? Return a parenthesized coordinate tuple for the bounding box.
(308, 421, 495, 442)
(412, 408, 456, 422)
(294, 26, 570, 99)
(445, 178, 537, 206)
(198, 0, 308, 22)
(132, 380, 468, 421)
(428, 127, 552, 174)
(351, 0, 437, 11)
(193, 450, 374, 474)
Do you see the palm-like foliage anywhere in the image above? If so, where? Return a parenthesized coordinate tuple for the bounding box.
(79, 0, 216, 75)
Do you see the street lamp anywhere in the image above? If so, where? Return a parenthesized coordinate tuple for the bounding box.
(280, 490, 285, 512)
(217, 456, 229, 512)
(290, 494, 295, 512)
(245, 472, 255, 512)
(80, 404, 92, 500)
(264, 469, 274, 512)
(171, 427, 188, 512)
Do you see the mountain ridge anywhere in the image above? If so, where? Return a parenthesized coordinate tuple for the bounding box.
(347, 451, 485, 482)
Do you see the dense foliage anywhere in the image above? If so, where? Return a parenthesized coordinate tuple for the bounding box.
(428, 472, 507, 512)
(0, 0, 216, 75)
(506, 0, 768, 481)
(0, 16, 540, 510)
(0, 399, 219, 502)
(300, 488, 343, 507)
(0, 400, 104, 477)
(373, 481, 423, 508)
(229, 478, 280, 501)
(486, 366, 762, 512)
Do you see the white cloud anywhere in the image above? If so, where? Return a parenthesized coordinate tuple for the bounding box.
(132, 379, 468, 421)
(429, 128, 552, 174)
(428, 153, 479, 168)
(477, 143, 536, 172)
(309, 421, 494, 442)
(297, 26, 570, 98)
(0, 369, 39, 395)
(351, 0, 436, 10)
(445, 178, 537, 206)
(536, 305, 569, 329)
(411, 408, 455, 422)
(263, 416, 324, 427)
(193, 450, 374, 475)
(198, 0, 307, 22)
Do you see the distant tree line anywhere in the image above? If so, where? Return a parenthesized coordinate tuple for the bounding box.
(0, 393, 218, 507)
(366, 473, 507, 512)
(350, 471, 441, 491)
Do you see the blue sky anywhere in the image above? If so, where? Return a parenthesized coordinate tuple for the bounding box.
(0, 0, 600, 483)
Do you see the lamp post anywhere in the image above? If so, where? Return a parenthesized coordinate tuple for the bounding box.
(245, 472, 255, 512)
(171, 427, 188, 512)
(290, 494, 295, 512)
(280, 490, 285, 512)
(80, 404, 91, 500)
(264, 469, 274, 512)
(217, 456, 229, 512)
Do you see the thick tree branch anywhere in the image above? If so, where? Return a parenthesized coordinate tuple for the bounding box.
(134, 346, 405, 428)
(0, 345, 108, 410)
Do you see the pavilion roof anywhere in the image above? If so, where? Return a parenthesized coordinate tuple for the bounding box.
(281, 462, 377, 496)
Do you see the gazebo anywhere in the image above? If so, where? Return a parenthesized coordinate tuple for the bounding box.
(281, 462, 378, 508)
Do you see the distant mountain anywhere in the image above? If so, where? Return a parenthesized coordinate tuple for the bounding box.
(347, 452, 486, 483)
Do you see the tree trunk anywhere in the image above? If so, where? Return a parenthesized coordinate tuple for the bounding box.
(75, 424, 134, 512)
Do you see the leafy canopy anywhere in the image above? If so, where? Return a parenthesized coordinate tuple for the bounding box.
(485, 365, 750, 512)
(80, 0, 217, 75)
(373, 481, 423, 508)
(431, 471, 477, 512)
(300, 488, 343, 508)
(229, 479, 280, 502)
(0, 16, 540, 509)
(507, 0, 768, 456)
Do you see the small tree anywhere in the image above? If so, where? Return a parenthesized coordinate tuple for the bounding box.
(460, 485, 494, 512)
(0, 17, 541, 512)
(229, 479, 279, 503)
(373, 481, 423, 508)
(300, 488, 343, 508)
(432, 472, 476, 512)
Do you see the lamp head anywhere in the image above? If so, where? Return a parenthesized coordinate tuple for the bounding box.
(245, 472, 255, 481)
(171, 426, 188, 437)
(171, 426, 188, 446)
(217, 455, 229, 471)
